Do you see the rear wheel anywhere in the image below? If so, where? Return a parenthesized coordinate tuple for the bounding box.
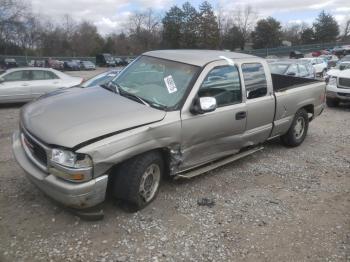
(326, 98, 339, 107)
(281, 109, 309, 147)
(112, 151, 163, 211)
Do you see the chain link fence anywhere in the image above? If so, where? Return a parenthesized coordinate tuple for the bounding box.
(242, 41, 350, 57)
(1, 41, 350, 65)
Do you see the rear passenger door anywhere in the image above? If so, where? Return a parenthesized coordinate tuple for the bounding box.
(30, 70, 61, 98)
(241, 63, 275, 144)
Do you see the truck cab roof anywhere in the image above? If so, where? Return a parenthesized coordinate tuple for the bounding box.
(144, 50, 257, 67)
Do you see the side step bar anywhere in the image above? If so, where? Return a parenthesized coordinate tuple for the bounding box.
(175, 147, 264, 179)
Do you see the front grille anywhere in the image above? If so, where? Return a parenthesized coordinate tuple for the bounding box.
(337, 92, 350, 97)
(23, 132, 48, 166)
(338, 78, 350, 88)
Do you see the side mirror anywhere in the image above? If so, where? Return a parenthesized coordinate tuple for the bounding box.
(191, 96, 217, 114)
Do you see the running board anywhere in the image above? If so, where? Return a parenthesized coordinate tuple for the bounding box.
(175, 147, 264, 179)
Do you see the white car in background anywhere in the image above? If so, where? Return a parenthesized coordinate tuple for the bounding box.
(0, 67, 83, 103)
(325, 61, 350, 82)
(301, 57, 328, 77)
(326, 68, 350, 107)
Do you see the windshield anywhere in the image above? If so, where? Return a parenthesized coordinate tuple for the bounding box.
(336, 63, 350, 70)
(111, 56, 199, 109)
(269, 64, 289, 74)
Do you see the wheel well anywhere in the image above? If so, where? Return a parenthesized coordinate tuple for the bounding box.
(302, 104, 314, 121)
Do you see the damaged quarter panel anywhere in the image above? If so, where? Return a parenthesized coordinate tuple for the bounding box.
(76, 111, 182, 177)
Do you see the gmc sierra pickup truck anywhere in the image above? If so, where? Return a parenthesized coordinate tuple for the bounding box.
(12, 50, 326, 212)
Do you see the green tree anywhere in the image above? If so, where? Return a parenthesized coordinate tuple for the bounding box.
(313, 11, 339, 43)
(251, 17, 282, 49)
(162, 6, 184, 48)
(181, 2, 199, 48)
(197, 1, 219, 49)
(222, 25, 244, 51)
(300, 27, 315, 44)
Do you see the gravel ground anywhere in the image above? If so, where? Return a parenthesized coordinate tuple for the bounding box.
(0, 71, 349, 261)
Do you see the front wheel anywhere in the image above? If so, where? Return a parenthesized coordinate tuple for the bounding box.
(112, 151, 163, 211)
(281, 109, 309, 147)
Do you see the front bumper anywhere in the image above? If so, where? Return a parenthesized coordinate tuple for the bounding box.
(326, 90, 350, 101)
(12, 130, 108, 209)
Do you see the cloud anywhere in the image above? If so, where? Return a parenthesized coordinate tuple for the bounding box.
(29, 0, 350, 35)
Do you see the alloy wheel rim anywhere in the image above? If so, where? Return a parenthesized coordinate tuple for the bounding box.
(139, 164, 160, 202)
(294, 117, 305, 139)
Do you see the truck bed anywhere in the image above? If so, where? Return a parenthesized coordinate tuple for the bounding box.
(272, 74, 320, 92)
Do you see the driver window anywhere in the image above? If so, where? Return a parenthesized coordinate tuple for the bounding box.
(3, 70, 31, 82)
(198, 65, 242, 107)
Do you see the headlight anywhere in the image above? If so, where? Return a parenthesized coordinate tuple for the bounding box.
(328, 76, 337, 86)
(51, 148, 92, 168)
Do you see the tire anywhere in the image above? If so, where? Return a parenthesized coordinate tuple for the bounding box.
(112, 151, 164, 211)
(321, 69, 326, 78)
(281, 109, 309, 147)
(326, 98, 339, 107)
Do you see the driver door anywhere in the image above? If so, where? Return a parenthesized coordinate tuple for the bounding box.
(180, 61, 247, 171)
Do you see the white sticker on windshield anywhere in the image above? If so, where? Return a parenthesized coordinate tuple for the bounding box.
(164, 75, 177, 93)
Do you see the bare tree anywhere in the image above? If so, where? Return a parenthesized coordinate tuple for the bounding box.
(342, 18, 350, 40)
(233, 5, 257, 49)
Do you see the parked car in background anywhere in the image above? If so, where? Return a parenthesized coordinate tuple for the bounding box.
(63, 61, 80, 71)
(319, 54, 339, 68)
(312, 50, 331, 57)
(340, 55, 350, 62)
(12, 50, 325, 212)
(301, 57, 328, 77)
(326, 69, 350, 107)
(113, 57, 126, 66)
(1, 58, 18, 69)
(96, 53, 115, 67)
(268, 60, 315, 78)
(50, 60, 64, 70)
(332, 45, 350, 57)
(289, 50, 304, 59)
(80, 61, 96, 70)
(81, 69, 121, 88)
(0, 67, 83, 103)
(325, 61, 350, 83)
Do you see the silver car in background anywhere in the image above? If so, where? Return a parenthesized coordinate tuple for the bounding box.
(0, 67, 83, 103)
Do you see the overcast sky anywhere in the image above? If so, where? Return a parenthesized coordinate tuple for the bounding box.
(30, 0, 350, 35)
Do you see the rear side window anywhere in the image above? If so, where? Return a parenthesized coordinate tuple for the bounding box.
(3, 70, 31, 82)
(32, 70, 58, 80)
(198, 65, 241, 107)
(286, 64, 298, 75)
(241, 63, 267, 99)
(45, 71, 59, 79)
(298, 64, 309, 77)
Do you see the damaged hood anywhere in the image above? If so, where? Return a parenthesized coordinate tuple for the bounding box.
(21, 87, 166, 148)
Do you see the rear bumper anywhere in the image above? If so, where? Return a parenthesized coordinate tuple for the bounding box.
(12, 130, 108, 209)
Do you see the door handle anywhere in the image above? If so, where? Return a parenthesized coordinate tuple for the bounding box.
(236, 111, 246, 120)
(22, 83, 29, 86)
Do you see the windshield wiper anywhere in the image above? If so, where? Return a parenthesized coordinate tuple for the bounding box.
(119, 88, 150, 106)
(100, 83, 117, 93)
